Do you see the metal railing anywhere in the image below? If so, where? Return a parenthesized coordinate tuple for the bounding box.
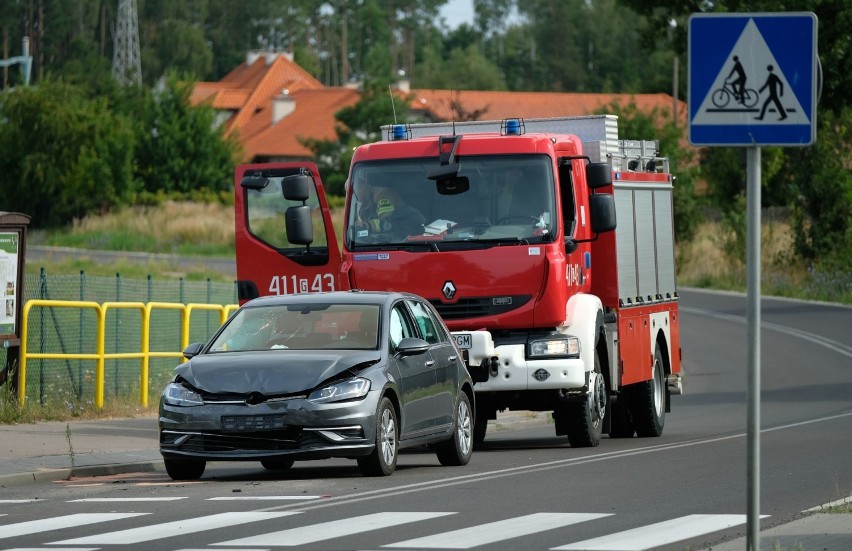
(19, 300, 238, 408)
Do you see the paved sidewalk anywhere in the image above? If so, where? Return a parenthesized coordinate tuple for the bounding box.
(1, 415, 850, 550)
(0, 416, 162, 486)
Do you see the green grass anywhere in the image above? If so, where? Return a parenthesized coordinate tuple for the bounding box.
(1, 364, 156, 424)
(677, 220, 852, 305)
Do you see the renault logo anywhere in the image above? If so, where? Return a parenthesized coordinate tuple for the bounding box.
(533, 369, 550, 382)
(442, 281, 456, 300)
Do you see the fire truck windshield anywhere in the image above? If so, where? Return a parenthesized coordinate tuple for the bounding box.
(346, 155, 556, 249)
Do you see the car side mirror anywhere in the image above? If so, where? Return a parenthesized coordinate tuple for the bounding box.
(182, 342, 204, 359)
(395, 337, 430, 357)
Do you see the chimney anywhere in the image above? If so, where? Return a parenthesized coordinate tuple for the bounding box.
(246, 50, 294, 66)
(272, 90, 295, 124)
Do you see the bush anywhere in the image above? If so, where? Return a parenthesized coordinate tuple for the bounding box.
(0, 80, 138, 228)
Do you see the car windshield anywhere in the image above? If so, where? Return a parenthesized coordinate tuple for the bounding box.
(208, 303, 381, 352)
(346, 155, 556, 248)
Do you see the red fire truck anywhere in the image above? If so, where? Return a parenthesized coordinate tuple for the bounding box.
(234, 115, 682, 447)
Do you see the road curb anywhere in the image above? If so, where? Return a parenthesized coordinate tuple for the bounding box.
(0, 460, 162, 487)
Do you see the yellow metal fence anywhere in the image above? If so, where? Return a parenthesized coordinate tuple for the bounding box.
(19, 300, 239, 408)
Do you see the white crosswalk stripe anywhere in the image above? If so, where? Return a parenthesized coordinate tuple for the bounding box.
(50, 512, 298, 545)
(0, 509, 763, 550)
(212, 512, 455, 547)
(207, 496, 326, 501)
(4, 548, 99, 551)
(552, 514, 752, 550)
(68, 497, 188, 502)
(385, 512, 611, 549)
(0, 513, 145, 539)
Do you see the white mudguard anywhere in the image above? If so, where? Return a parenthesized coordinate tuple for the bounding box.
(560, 293, 603, 375)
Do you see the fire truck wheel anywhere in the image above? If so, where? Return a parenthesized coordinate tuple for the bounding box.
(608, 395, 635, 438)
(629, 344, 666, 437)
(436, 392, 474, 466)
(565, 350, 605, 447)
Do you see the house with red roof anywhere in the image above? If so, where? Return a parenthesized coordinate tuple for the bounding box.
(191, 51, 687, 163)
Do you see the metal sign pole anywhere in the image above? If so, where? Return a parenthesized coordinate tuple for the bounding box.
(746, 145, 762, 550)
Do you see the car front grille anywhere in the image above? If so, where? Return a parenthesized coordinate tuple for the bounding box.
(161, 428, 328, 453)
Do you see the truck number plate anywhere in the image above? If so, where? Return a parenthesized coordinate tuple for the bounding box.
(454, 334, 472, 349)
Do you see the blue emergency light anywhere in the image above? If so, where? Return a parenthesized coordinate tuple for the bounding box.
(502, 118, 525, 136)
(388, 124, 411, 141)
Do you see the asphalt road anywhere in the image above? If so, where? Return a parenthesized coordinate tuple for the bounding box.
(1, 289, 850, 551)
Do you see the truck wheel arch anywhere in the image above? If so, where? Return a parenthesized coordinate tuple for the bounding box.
(564, 293, 604, 373)
(654, 330, 672, 413)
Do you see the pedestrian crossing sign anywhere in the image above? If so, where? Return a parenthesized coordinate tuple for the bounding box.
(688, 12, 818, 146)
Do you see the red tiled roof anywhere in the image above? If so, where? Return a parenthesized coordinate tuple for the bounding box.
(242, 88, 361, 159)
(193, 53, 687, 161)
(191, 53, 329, 158)
(408, 89, 686, 126)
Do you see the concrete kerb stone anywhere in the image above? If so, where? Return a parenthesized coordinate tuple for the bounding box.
(0, 460, 162, 487)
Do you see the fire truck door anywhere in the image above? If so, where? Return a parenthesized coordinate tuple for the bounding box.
(235, 162, 344, 302)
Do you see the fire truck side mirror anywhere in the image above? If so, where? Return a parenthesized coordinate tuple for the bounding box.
(285, 205, 313, 246)
(282, 174, 312, 201)
(589, 193, 616, 234)
(586, 163, 613, 189)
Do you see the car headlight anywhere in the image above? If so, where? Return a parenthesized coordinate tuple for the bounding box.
(309, 378, 371, 403)
(529, 335, 580, 359)
(162, 382, 204, 406)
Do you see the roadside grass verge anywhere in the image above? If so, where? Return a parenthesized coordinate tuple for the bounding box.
(677, 220, 851, 304)
(0, 366, 155, 425)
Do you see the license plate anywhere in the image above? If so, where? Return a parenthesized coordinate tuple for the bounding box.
(454, 334, 472, 349)
(221, 414, 286, 432)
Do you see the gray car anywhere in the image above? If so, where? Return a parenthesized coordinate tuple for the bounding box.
(159, 290, 474, 479)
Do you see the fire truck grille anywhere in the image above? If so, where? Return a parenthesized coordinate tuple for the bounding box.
(429, 295, 531, 320)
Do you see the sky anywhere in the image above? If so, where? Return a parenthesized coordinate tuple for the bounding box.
(439, 0, 476, 28)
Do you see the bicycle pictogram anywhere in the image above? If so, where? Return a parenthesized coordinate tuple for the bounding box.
(712, 80, 759, 108)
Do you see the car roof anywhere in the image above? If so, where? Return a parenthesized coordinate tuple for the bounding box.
(243, 290, 422, 308)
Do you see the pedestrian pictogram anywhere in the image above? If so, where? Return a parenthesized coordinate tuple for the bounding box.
(688, 13, 817, 146)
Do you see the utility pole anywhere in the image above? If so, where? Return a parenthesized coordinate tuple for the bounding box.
(112, 0, 142, 86)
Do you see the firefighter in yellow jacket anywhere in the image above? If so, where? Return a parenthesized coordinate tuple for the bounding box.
(353, 174, 425, 240)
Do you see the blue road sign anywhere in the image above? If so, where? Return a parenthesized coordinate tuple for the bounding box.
(688, 13, 817, 146)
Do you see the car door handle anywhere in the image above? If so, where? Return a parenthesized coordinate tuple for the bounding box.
(425, 360, 435, 367)
(449, 355, 457, 361)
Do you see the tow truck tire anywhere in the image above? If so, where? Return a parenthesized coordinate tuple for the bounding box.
(565, 349, 605, 447)
(436, 392, 473, 466)
(629, 344, 666, 437)
(164, 458, 206, 480)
